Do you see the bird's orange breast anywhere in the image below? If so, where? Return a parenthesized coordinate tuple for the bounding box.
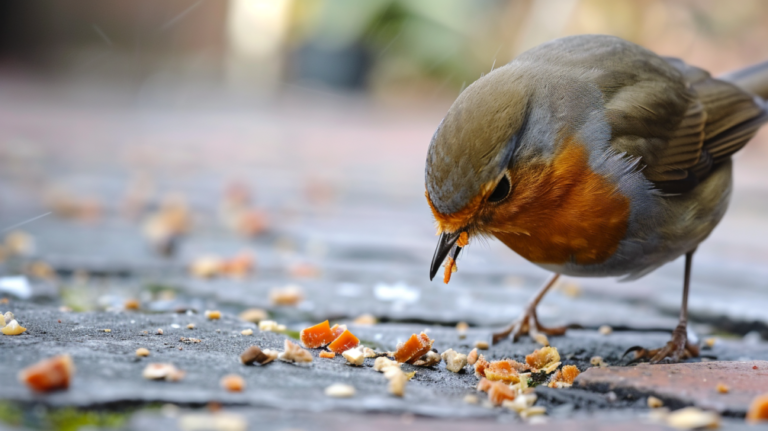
(492, 139, 630, 266)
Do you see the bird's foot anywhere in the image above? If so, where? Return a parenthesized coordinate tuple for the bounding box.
(491, 306, 569, 346)
(623, 323, 700, 364)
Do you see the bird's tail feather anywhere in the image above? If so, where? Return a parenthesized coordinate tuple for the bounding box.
(720, 59, 768, 100)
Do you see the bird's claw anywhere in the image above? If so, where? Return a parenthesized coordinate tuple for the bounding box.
(492, 306, 568, 346)
(622, 324, 700, 364)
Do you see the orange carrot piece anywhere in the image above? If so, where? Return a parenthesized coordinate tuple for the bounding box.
(300, 320, 336, 348)
(443, 257, 456, 284)
(327, 329, 359, 354)
(393, 332, 434, 363)
(318, 351, 336, 359)
(488, 381, 516, 406)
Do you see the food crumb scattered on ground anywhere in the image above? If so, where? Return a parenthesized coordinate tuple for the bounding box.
(352, 314, 377, 325)
(241, 329, 253, 336)
(590, 356, 608, 367)
(187, 324, 195, 329)
(412, 350, 441, 367)
(205, 310, 221, 320)
(363, 347, 376, 358)
(278, 340, 313, 364)
(142, 363, 185, 381)
(318, 351, 335, 359)
(269, 285, 304, 306)
(393, 332, 434, 363)
(240, 346, 278, 365)
(747, 393, 768, 422)
(342, 346, 365, 366)
(136, 348, 150, 357)
(327, 329, 359, 354)
(598, 325, 612, 335)
(156, 328, 164, 335)
(373, 357, 399, 372)
(548, 365, 580, 388)
(716, 383, 729, 393)
(324, 383, 355, 398)
(464, 394, 479, 404)
(259, 320, 287, 332)
(220, 374, 245, 392)
(525, 346, 561, 372)
(2, 319, 26, 335)
(456, 321, 469, 339)
(238, 308, 268, 323)
(647, 396, 664, 408)
(300, 320, 338, 348)
(124, 299, 140, 310)
(467, 348, 479, 365)
(704, 337, 717, 348)
(19, 354, 75, 392)
(384, 366, 407, 397)
(474, 340, 489, 350)
(103, 329, 112, 333)
(664, 407, 720, 430)
(441, 349, 468, 373)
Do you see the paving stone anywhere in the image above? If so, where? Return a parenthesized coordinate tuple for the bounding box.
(575, 361, 768, 415)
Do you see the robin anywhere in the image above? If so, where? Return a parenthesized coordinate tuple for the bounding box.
(425, 35, 768, 363)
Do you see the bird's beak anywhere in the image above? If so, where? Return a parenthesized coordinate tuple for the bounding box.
(430, 231, 464, 281)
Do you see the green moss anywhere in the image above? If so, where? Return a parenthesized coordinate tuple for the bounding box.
(45, 408, 129, 431)
(0, 401, 23, 426)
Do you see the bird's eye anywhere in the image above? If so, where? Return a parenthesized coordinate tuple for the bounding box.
(488, 173, 511, 203)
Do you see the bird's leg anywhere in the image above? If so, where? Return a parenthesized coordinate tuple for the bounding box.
(492, 273, 568, 345)
(624, 249, 700, 364)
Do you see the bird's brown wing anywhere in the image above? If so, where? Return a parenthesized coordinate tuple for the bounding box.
(604, 56, 767, 194)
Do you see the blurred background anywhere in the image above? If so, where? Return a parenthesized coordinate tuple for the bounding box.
(1, 0, 768, 332)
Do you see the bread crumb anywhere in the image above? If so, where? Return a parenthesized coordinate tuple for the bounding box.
(342, 347, 365, 366)
(666, 407, 720, 430)
(363, 347, 377, 358)
(467, 348, 479, 365)
(240, 329, 253, 336)
(456, 321, 469, 339)
(412, 350, 441, 367)
(463, 394, 479, 404)
(590, 356, 608, 367)
(240, 346, 278, 365)
(103, 329, 112, 333)
(373, 357, 400, 372)
(142, 363, 185, 381)
(475, 340, 489, 350)
(2, 319, 26, 335)
(19, 355, 75, 392)
(220, 374, 245, 392)
(239, 308, 268, 323)
(157, 328, 164, 335)
(716, 383, 729, 394)
(647, 396, 664, 408)
(136, 348, 150, 357)
(352, 314, 377, 325)
(269, 285, 303, 306)
(258, 320, 286, 332)
(441, 349, 468, 373)
(205, 310, 221, 320)
(325, 383, 355, 398)
(186, 323, 195, 330)
(385, 366, 407, 397)
(525, 346, 560, 372)
(598, 325, 612, 335)
(278, 340, 313, 364)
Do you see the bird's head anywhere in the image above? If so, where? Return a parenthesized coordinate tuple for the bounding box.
(425, 66, 533, 281)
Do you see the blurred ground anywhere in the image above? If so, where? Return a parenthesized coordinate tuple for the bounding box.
(1, 75, 768, 430)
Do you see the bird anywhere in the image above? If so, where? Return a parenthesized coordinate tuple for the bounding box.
(424, 34, 768, 363)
